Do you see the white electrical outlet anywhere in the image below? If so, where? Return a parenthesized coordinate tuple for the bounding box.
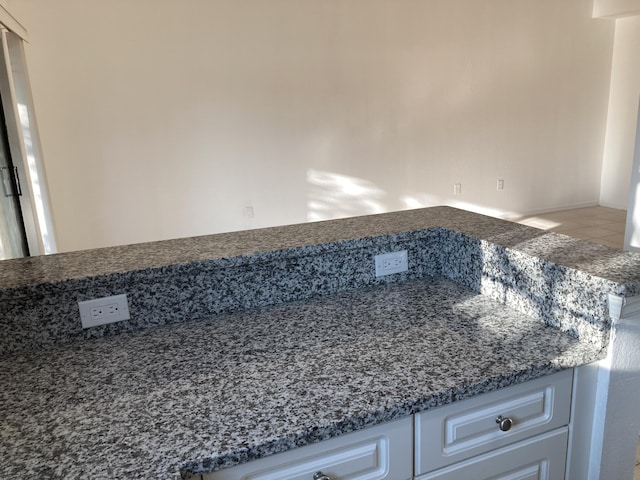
(453, 183, 462, 195)
(79, 294, 130, 329)
(375, 250, 408, 277)
(497, 179, 505, 190)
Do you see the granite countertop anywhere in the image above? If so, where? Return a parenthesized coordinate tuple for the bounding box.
(2, 206, 639, 294)
(0, 277, 604, 479)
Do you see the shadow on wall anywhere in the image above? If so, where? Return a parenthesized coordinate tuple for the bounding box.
(306, 169, 387, 222)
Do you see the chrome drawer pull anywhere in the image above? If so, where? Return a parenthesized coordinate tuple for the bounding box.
(313, 471, 332, 480)
(496, 415, 513, 432)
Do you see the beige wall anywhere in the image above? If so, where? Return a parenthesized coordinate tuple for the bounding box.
(600, 15, 640, 209)
(10, 0, 615, 252)
(593, 0, 640, 18)
(606, 14, 640, 251)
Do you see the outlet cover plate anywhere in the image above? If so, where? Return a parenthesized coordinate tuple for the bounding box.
(375, 250, 408, 277)
(79, 294, 130, 329)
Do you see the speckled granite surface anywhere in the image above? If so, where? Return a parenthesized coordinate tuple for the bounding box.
(1, 207, 637, 357)
(0, 278, 604, 480)
(1, 206, 638, 292)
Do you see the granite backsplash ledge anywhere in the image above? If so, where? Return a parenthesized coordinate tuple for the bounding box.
(439, 229, 614, 347)
(1, 207, 636, 357)
(0, 231, 441, 356)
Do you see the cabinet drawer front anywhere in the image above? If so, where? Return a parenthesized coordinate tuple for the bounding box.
(415, 427, 568, 480)
(415, 369, 573, 474)
(203, 416, 412, 480)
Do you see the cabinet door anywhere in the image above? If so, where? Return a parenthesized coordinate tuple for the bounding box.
(415, 369, 572, 474)
(416, 427, 568, 480)
(202, 417, 412, 480)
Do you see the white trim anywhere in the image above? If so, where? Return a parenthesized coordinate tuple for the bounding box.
(511, 201, 603, 217)
(625, 98, 640, 251)
(566, 364, 601, 479)
(598, 200, 628, 210)
(0, 1, 27, 41)
(445, 200, 602, 224)
(499, 201, 602, 222)
(584, 294, 640, 479)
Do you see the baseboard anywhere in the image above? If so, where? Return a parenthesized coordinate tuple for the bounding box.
(598, 200, 628, 210)
(501, 201, 602, 221)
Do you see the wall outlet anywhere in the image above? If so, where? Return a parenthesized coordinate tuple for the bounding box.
(497, 179, 505, 190)
(375, 250, 408, 277)
(453, 183, 462, 195)
(79, 294, 130, 329)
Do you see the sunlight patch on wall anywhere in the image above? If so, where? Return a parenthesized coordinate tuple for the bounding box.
(307, 169, 386, 222)
(400, 194, 441, 210)
(448, 200, 523, 221)
(401, 194, 524, 221)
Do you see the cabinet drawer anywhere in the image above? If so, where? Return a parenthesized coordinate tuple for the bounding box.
(203, 416, 412, 480)
(415, 426, 568, 480)
(415, 369, 573, 475)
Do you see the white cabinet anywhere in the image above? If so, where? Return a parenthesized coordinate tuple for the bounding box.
(202, 416, 412, 480)
(414, 369, 573, 475)
(202, 370, 573, 480)
(415, 427, 568, 480)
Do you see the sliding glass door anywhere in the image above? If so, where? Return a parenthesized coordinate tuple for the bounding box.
(0, 90, 28, 259)
(0, 28, 57, 257)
